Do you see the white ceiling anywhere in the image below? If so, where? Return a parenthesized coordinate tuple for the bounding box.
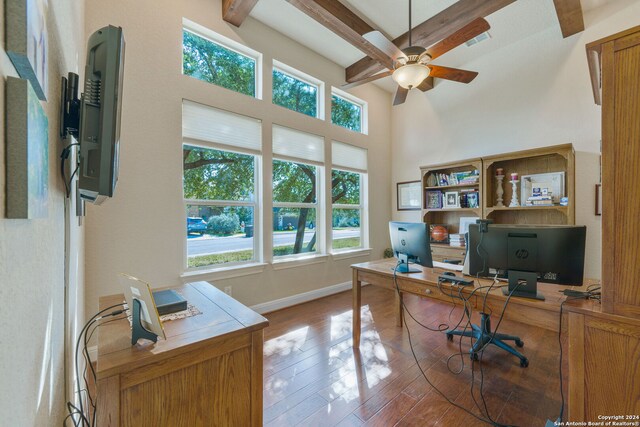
(250, 0, 616, 92)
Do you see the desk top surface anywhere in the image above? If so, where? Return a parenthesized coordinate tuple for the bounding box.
(97, 281, 268, 379)
(352, 259, 601, 313)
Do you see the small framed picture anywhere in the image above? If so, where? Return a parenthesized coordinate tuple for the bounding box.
(425, 190, 442, 209)
(429, 224, 449, 244)
(397, 181, 421, 211)
(595, 184, 602, 216)
(444, 191, 459, 208)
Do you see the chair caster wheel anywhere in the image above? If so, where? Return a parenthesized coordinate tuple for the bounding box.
(520, 358, 529, 368)
(516, 340, 524, 348)
(470, 353, 479, 361)
(446, 334, 453, 341)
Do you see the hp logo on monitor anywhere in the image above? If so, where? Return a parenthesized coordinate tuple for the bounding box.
(401, 239, 407, 246)
(515, 249, 529, 259)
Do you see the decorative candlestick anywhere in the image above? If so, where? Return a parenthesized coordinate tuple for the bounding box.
(495, 174, 505, 207)
(509, 180, 520, 207)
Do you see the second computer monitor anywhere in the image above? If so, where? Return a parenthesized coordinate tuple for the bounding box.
(389, 221, 434, 273)
(467, 224, 586, 300)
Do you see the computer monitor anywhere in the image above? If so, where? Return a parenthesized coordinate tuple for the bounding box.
(389, 221, 434, 273)
(467, 224, 586, 300)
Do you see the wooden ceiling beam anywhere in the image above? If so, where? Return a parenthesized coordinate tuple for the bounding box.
(552, 0, 585, 38)
(223, 0, 259, 27)
(345, 0, 516, 83)
(285, 0, 395, 70)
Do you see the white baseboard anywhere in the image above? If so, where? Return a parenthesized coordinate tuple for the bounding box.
(250, 281, 364, 314)
(87, 281, 363, 358)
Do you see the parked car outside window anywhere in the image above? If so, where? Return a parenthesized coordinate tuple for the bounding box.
(187, 217, 207, 235)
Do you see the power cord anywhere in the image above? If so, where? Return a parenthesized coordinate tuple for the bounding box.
(65, 304, 125, 427)
(392, 262, 517, 427)
(60, 142, 80, 198)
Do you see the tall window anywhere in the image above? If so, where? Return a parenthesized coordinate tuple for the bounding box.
(332, 141, 367, 251)
(331, 88, 366, 133)
(272, 62, 322, 118)
(182, 101, 261, 269)
(182, 23, 259, 97)
(272, 125, 324, 258)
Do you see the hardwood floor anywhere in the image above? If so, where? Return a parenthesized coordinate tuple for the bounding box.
(262, 285, 564, 427)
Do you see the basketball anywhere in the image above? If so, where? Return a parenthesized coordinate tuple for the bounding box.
(431, 225, 448, 242)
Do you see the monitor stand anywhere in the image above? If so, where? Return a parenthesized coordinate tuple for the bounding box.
(502, 270, 545, 301)
(394, 253, 420, 273)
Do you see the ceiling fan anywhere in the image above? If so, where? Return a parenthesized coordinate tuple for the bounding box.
(346, 0, 490, 106)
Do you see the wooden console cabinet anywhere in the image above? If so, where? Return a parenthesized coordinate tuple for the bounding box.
(96, 281, 268, 427)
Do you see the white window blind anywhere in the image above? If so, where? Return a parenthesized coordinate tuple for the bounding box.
(272, 125, 324, 163)
(332, 141, 367, 172)
(182, 100, 261, 151)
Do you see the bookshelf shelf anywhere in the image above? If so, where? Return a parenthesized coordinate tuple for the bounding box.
(424, 183, 479, 191)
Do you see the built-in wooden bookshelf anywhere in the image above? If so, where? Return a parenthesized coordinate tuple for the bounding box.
(419, 144, 575, 262)
(482, 144, 575, 225)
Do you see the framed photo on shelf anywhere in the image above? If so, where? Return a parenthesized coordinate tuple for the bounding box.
(425, 190, 442, 209)
(444, 191, 459, 208)
(595, 183, 602, 216)
(396, 181, 421, 211)
(429, 224, 449, 244)
(466, 192, 479, 208)
(521, 172, 565, 204)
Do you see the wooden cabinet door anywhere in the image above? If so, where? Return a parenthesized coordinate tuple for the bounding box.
(601, 29, 640, 318)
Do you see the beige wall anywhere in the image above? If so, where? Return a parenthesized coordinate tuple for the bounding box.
(84, 0, 392, 315)
(391, 0, 640, 280)
(0, 0, 85, 424)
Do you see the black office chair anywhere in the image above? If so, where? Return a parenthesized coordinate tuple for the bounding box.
(445, 312, 528, 367)
(444, 232, 529, 368)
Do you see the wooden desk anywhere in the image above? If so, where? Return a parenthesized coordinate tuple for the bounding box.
(97, 281, 268, 427)
(351, 259, 598, 347)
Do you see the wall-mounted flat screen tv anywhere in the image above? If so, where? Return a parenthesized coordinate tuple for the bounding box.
(78, 25, 125, 204)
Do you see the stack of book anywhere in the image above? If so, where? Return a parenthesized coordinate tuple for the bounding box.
(449, 233, 465, 247)
(435, 170, 480, 186)
(525, 188, 555, 206)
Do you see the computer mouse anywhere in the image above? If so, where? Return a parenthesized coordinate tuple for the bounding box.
(443, 271, 456, 277)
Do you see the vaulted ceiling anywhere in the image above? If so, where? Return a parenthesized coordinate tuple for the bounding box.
(222, 0, 613, 93)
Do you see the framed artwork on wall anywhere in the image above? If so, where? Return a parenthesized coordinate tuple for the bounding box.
(6, 77, 49, 219)
(5, 0, 49, 100)
(397, 181, 421, 211)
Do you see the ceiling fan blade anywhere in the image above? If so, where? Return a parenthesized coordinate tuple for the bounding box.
(363, 31, 408, 62)
(393, 87, 409, 106)
(428, 65, 478, 83)
(342, 70, 393, 89)
(426, 18, 490, 60)
(417, 77, 434, 92)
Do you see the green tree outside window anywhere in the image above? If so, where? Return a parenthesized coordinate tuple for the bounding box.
(182, 30, 256, 97)
(272, 69, 317, 117)
(331, 95, 362, 132)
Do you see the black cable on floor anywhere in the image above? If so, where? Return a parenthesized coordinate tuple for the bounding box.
(392, 262, 517, 427)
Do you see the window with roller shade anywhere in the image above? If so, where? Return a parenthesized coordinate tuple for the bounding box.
(182, 101, 261, 269)
(272, 125, 324, 258)
(331, 141, 368, 251)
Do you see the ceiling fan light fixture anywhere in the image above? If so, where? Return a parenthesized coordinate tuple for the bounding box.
(392, 63, 430, 89)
